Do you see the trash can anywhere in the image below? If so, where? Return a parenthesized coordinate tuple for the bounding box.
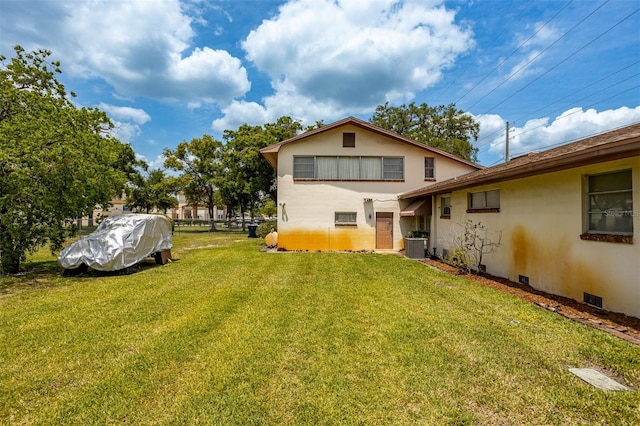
(247, 224, 258, 238)
(405, 237, 428, 259)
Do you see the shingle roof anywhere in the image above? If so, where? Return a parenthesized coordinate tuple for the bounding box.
(400, 123, 640, 199)
(259, 116, 483, 170)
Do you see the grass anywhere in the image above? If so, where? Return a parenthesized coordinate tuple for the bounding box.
(1, 230, 639, 425)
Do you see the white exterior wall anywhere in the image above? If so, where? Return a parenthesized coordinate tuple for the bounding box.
(276, 124, 475, 251)
(433, 156, 640, 317)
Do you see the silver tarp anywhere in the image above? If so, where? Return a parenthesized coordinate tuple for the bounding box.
(58, 214, 172, 271)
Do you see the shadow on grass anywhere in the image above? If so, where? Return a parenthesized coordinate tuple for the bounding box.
(0, 259, 168, 297)
(0, 259, 63, 296)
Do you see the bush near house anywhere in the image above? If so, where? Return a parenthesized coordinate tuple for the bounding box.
(256, 220, 277, 238)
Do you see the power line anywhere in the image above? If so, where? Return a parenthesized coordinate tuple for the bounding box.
(465, 0, 611, 111)
(453, 0, 574, 106)
(477, 84, 640, 158)
(508, 119, 640, 159)
(473, 63, 640, 151)
(484, 6, 640, 114)
(511, 60, 640, 124)
(437, 0, 535, 95)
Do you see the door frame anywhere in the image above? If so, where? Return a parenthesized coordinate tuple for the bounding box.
(375, 212, 394, 249)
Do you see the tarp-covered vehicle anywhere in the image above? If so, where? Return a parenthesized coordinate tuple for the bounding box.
(58, 214, 172, 273)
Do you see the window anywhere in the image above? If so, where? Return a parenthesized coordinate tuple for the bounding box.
(335, 212, 357, 225)
(343, 132, 355, 148)
(586, 169, 633, 235)
(441, 196, 451, 218)
(339, 156, 360, 180)
(425, 157, 435, 179)
(382, 157, 404, 180)
(468, 189, 500, 211)
(293, 156, 315, 178)
(293, 156, 404, 180)
(317, 156, 338, 179)
(361, 157, 381, 180)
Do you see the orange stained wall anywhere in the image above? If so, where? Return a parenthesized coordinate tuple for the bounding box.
(277, 227, 376, 252)
(433, 156, 640, 318)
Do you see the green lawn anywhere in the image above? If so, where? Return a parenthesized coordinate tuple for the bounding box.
(1, 230, 639, 425)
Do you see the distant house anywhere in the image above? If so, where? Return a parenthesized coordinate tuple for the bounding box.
(400, 123, 640, 317)
(260, 116, 481, 252)
(87, 191, 227, 225)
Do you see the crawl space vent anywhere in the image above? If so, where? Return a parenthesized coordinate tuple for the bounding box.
(584, 292, 603, 308)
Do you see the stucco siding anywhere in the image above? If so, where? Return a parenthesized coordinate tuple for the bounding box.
(276, 124, 477, 251)
(434, 157, 640, 317)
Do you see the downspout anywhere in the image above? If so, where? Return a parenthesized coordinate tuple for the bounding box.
(431, 194, 437, 257)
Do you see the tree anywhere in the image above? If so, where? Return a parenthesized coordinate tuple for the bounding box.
(218, 117, 303, 226)
(0, 46, 140, 273)
(370, 102, 480, 162)
(259, 197, 277, 218)
(163, 135, 223, 228)
(126, 168, 178, 214)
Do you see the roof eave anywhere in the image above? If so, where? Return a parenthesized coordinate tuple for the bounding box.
(258, 116, 484, 171)
(401, 136, 640, 199)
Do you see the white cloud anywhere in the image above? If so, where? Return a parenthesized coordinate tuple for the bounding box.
(504, 50, 545, 82)
(133, 152, 168, 172)
(481, 106, 640, 161)
(212, 86, 372, 132)
(235, 0, 473, 124)
(212, 101, 270, 132)
(1, 0, 250, 106)
(108, 121, 143, 144)
(516, 21, 559, 49)
(98, 103, 151, 125)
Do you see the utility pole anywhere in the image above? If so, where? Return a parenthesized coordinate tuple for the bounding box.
(505, 121, 510, 162)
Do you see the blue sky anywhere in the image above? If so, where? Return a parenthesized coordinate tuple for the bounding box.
(1, 0, 639, 167)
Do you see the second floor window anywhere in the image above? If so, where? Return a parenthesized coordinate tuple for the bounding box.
(293, 156, 404, 181)
(425, 157, 435, 179)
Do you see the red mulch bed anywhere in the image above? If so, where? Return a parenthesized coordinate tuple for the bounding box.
(423, 259, 640, 346)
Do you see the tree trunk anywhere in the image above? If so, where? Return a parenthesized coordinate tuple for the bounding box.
(207, 202, 217, 232)
(240, 205, 246, 231)
(0, 236, 23, 274)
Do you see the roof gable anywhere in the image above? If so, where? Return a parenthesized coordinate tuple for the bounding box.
(260, 116, 482, 170)
(400, 123, 640, 199)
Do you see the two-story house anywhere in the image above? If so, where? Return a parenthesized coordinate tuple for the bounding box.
(260, 117, 481, 252)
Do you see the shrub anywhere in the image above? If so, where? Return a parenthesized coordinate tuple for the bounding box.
(445, 220, 501, 274)
(256, 220, 277, 238)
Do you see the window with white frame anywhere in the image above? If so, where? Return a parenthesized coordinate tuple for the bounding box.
(425, 157, 435, 179)
(586, 169, 633, 235)
(441, 196, 451, 218)
(468, 189, 500, 211)
(293, 156, 404, 180)
(335, 212, 357, 225)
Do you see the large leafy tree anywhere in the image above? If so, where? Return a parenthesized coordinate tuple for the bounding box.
(126, 168, 178, 214)
(370, 102, 480, 162)
(163, 135, 223, 227)
(219, 116, 303, 223)
(0, 46, 139, 273)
